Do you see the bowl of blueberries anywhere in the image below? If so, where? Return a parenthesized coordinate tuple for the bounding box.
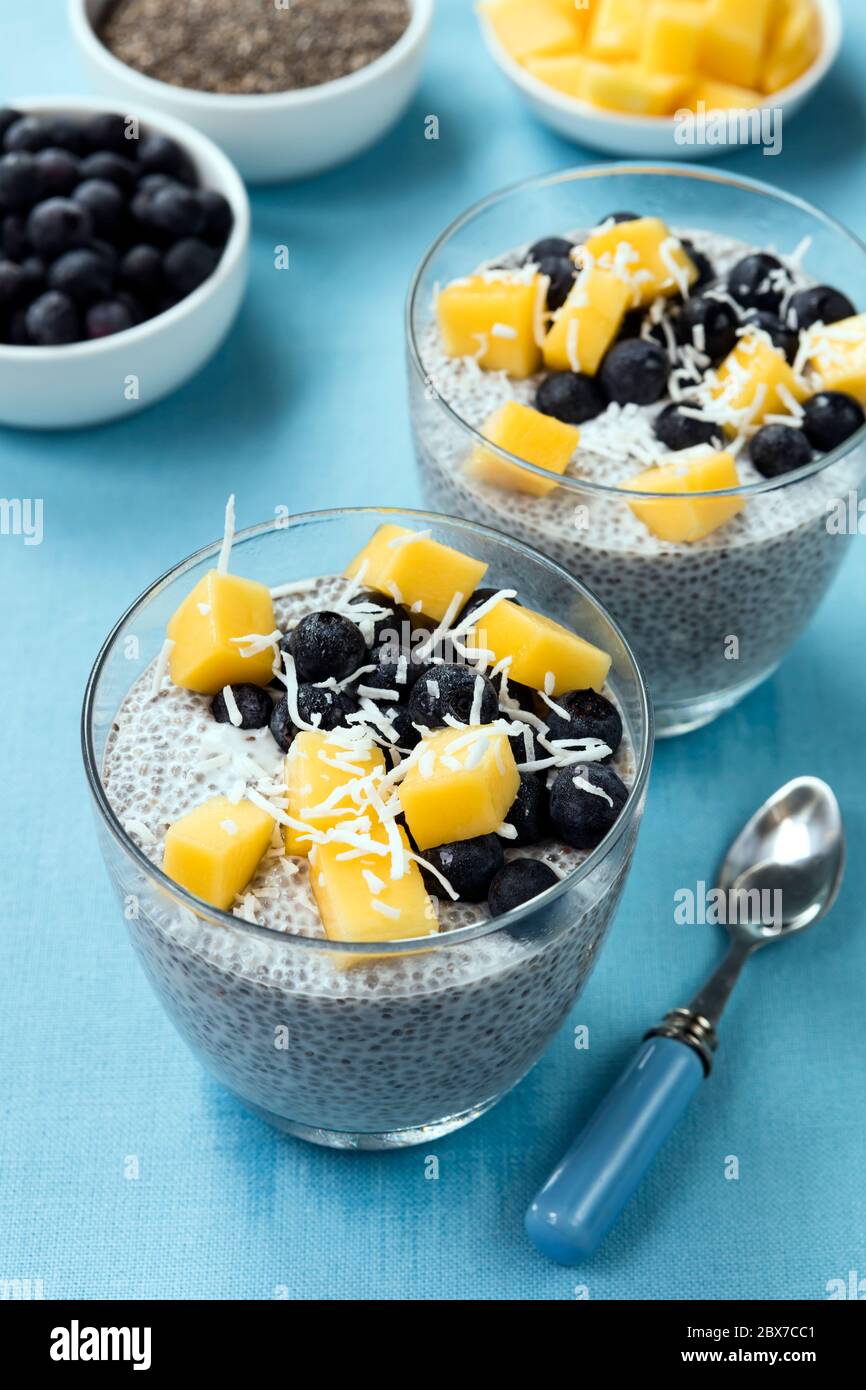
(0, 97, 249, 429)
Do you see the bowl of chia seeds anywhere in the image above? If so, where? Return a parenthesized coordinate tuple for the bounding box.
(0, 95, 249, 429)
(70, 0, 434, 183)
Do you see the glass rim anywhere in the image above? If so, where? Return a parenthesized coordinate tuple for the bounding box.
(81, 505, 654, 957)
(405, 161, 866, 501)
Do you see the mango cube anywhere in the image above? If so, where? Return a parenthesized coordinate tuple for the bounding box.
(700, 0, 774, 88)
(580, 61, 691, 115)
(399, 727, 520, 850)
(624, 449, 745, 542)
(584, 218, 697, 307)
(466, 599, 612, 695)
(479, 0, 587, 62)
(712, 332, 807, 426)
(436, 272, 545, 378)
(345, 524, 488, 622)
(284, 731, 386, 856)
(644, 2, 705, 76)
(809, 315, 866, 405)
(586, 0, 646, 61)
(761, 0, 821, 92)
(163, 795, 275, 911)
(469, 400, 580, 497)
(526, 53, 590, 99)
(543, 265, 632, 373)
(167, 569, 276, 694)
(689, 79, 764, 110)
(310, 827, 437, 970)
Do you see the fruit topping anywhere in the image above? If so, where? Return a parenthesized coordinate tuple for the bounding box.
(599, 338, 669, 405)
(625, 449, 744, 543)
(742, 310, 798, 363)
(525, 234, 575, 263)
(421, 835, 505, 902)
(283, 730, 386, 855)
(727, 253, 789, 315)
(281, 610, 367, 684)
(167, 569, 276, 694)
(436, 271, 546, 378)
(211, 682, 273, 729)
(653, 402, 723, 452)
(398, 726, 520, 850)
(808, 315, 866, 405)
(505, 772, 551, 846)
(466, 598, 612, 694)
(269, 685, 357, 751)
(543, 688, 623, 759)
(470, 399, 580, 496)
(801, 391, 866, 452)
(677, 294, 738, 364)
(488, 859, 559, 917)
(345, 525, 488, 623)
(163, 795, 275, 911)
(711, 331, 807, 427)
(549, 762, 628, 851)
(788, 285, 856, 332)
(535, 371, 607, 425)
(543, 264, 632, 374)
(584, 217, 697, 307)
(749, 423, 812, 478)
(407, 664, 499, 729)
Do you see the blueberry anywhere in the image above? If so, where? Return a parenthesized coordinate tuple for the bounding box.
(676, 294, 738, 364)
(536, 370, 607, 425)
(34, 148, 80, 197)
(282, 610, 367, 683)
(74, 178, 125, 239)
(599, 338, 669, 406)
(801, 392, 866, 452)
(269, 687, 357, 751)
(48, 248, 114, 303)
(728, 253, 788, 314)
(135, 172, 174, 201)
(601, 210, 640, 224)
(18, 255, 45, 299)
(503, 718, 542, 770)
(119, 243, 164, 303)
(162, 237, 218, 295)
(407, 663, 498, 729)
(489, 858, 558, 918)
(544, 688, 623, 759)
(45, 117, 87, 156)
(366, 646, 429, 699)
(506, 773, 550, 846)
(141, 184, 205, 240)
(0, 109, 22, 144)
(526, 235, 573, 263)
(749, 424, 812, 479)
(376, 703, 422, 750)
(653, 402, 723, 452)
(137, 133, 195, 183)
(0, 153, 40, 211)
(456, 588, 519, 625)
(27, 197, 93, 257)
(788, 285, 856, 331)
(680, 239, 714, 290)
(3, 115, 56, 154)
(537, 255, 576, 312)
(0, 259, 24, 306)
(80, 151, 139, 194)
(197, 189, 233, 246)
(549, 761, 628, 850)
(84, 112, 135, 156)
(25, 290, 79, 345)
(85, 299, 135, 339)
(210, 683, 273, 729)
(348, 589, 416, 646)
(1, 213, 29, 258)
(743, 310, 798, 364)
(422, 835, 504, 902)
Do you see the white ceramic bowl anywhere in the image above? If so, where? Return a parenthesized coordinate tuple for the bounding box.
(0, 96, 249, 431)
(69, 0, 434, 184)
(479, 0, 842, 159)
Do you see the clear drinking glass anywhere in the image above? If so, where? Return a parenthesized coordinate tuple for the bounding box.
(82, 508, 652, 1150)
(406, 165, 866, 736)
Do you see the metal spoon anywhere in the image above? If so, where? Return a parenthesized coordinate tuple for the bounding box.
(525, 777, 846, 1266)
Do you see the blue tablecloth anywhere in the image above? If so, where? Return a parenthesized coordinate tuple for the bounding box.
(1, 0, 864, 1301)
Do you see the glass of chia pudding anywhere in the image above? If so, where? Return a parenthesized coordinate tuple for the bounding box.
(407, 166, 866, 736)
(83, 506, 652, 1149)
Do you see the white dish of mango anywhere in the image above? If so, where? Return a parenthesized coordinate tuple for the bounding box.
(478, 0, 841, 157)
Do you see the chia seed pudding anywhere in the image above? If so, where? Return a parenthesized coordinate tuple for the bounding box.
(410, 218, 866, 733)
(93, 514, 649, 1146)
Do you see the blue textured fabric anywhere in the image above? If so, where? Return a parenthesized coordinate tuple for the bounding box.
(1, 0, 864, 1301)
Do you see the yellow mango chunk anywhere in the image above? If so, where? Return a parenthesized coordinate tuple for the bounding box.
(809, 315, 866, 405)
(345, 524, 488, 622)
(689, 78, 764, 109)
(479, 0, 586, 62)
(399, 727, 520, 851)
(526, 53, 590, 99)
(761, 0, 821, 93)
(466, 600, 612, 695)
(644, 1, 705, 76)
(284, 731, 386, 856)
(586, 0, 646, 61)
(470, 400, 580, 497)
(167, 569, 276, 694)
(310, 826, 437, 970)
(584, 217, 697, 308)
(436, 272, 545, 378)
(543, 265, 632, 374)
(712, 332, 807, 427)
(581, 61, 691, 115)
(624, 449, 745, 542)
(163, 796, 275, 911)
(700, 0, 774, 88)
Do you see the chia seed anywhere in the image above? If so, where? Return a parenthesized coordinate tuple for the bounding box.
(97, 0, 412, 96)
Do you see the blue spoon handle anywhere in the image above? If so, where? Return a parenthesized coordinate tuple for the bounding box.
(525, 1035, 706, 1265)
